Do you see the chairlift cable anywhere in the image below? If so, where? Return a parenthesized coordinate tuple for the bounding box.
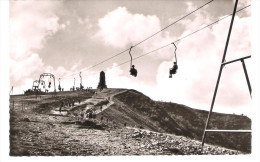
(173, 5, 251, 43)
(60, 0, 214, 79)
(116, 43, 172, 67)
(59, 5, 250, 80)
(132, 0, 214, 48)
(114, 5, 250, 68)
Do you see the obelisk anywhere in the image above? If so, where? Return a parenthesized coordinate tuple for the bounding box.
(97, 71, 107, 90)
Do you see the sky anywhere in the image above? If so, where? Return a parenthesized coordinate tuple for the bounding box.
(8, 0, 254, 116)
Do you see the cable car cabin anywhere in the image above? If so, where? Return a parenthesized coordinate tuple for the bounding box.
(130, 65, 137, 77)
(169, 62, 178, 78)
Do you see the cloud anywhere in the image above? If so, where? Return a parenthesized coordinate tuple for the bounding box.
(9, 1, 61, 60)
(10, 53, 45, 88)
(178, 2, 212, 32)
(9, 1, 65, 93)
(95, 6, 182, 61)
(94, 3, 214, 61)
(95, 7, 161, 49)
(9, 52, 80, 94)
(234, 0, 251, 16)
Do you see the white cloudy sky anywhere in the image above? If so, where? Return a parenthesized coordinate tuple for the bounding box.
(9, 0, 254, 116)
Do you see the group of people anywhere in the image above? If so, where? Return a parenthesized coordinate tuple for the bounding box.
(59, 98, 81, 112)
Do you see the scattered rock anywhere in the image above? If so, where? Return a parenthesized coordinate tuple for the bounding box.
(22, 118, 30, 122)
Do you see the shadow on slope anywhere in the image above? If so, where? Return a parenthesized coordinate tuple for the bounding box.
(99, 89, 251, 153)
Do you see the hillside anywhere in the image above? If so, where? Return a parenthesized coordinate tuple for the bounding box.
(9, 88, 251, 155)
(98, 89, 251, 152)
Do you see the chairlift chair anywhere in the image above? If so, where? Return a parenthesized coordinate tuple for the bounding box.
(129, 46, 138, 77)
(169, 62, 178, 78)
(169, 42, 178, 78)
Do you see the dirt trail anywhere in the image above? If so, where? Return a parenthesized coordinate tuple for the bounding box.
(93, 89, 128, 114)
(50, 89, 127, 115)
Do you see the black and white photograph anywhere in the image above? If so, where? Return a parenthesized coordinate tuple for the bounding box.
(0, 0, 260, 161)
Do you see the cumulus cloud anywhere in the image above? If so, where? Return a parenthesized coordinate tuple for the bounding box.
(234, 0, 251, 16)
(95, 6, 182, 61)
(95, 7, 161, 48)
(178, 2, 212, 32)
(95, 3, 216, 62)
(9, 1, 61, 60)
(10, 53, 44, 88)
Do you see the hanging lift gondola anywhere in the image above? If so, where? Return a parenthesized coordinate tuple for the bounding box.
(129, 46, 138, 77)
(169, 42, 178, 78)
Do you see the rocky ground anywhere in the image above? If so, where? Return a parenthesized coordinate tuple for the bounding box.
(10, 110, 243, 156)
(9, 90, 247, 156)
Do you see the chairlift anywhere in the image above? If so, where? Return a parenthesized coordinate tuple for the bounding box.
(38, 73, 56, 92)
(169, 42, 178, 78)
(129, 46, 137, 77)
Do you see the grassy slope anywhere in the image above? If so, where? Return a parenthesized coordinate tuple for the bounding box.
(100, 89, 251, 153)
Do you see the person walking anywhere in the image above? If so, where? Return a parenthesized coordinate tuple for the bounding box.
(59, 101, 64, 113)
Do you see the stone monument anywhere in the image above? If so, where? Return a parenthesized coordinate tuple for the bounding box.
(97, 71, 107, 90)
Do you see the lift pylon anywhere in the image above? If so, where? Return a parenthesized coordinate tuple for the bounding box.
(201, 0, 252, 148)
(38, 73, 56, 92)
